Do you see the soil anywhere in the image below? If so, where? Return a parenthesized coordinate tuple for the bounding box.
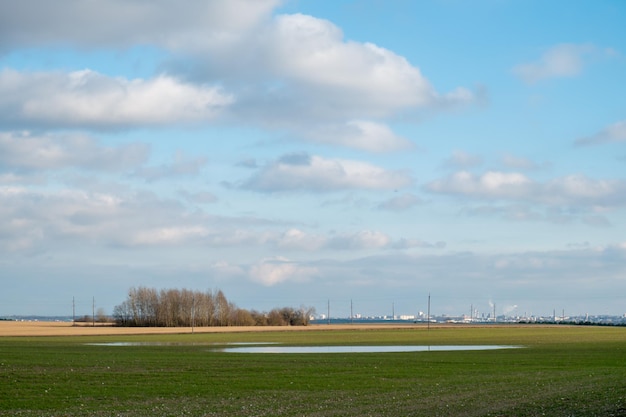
(0, 320, 434, 337)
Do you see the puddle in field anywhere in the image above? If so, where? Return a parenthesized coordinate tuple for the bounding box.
(217, 345, 522, 353)
(86, 342, 522, 353)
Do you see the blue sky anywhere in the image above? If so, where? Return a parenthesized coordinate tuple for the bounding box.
(1, 0, 625, 319)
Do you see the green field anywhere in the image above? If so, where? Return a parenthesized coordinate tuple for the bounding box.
(1, 325, 625, 416)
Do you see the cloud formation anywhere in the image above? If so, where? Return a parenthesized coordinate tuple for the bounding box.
(575, 121, 626, 146)
(0, 1, 477, 153)
(0, 0, 280, 50)
(426, 171, 626, 208)
(512, 43, 600, 83)
(0, 131, 149, 172)
(243, 153, 413, 192)
(249, 256, 318, 286)
(0, 69, 233, 129)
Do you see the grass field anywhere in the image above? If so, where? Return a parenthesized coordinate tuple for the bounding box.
(1, 324, 625, 416)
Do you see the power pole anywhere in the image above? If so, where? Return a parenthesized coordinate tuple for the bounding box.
(72, 297, 75, 326)
(392, 302, 395, 320)
(350, 299, 353, 324)
(92, 297, 95, 327)
(427, 293, 431, 331)
(191, 294, 195, 334)
(327, 299, 330, 325)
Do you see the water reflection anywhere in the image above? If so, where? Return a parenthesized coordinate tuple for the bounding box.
(216, 345, 522, 354)
(86, 342, 521, 353)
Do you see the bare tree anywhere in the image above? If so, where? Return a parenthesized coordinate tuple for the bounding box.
(113, 286, 313, 328)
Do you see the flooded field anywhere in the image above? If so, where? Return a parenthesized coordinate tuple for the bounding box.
(86, 341, 521, 353)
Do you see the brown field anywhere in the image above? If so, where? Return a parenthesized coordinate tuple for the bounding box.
(0, 320, 541, 337)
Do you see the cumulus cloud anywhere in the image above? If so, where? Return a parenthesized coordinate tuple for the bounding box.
(243, 152, 413, 192)
(0, 0, 280, 50)
(266, 14, 438, 111)
(129, 226, 210, 246)
(513, 43, 593, 83)
(427, 171, 533, 200)
(274, 228, 327, 251)
(218, 13, 475, 125)
(0, 184, 428, 254)
(0, 69, 233, 129)
(0, 185, 225, 252)
(442, 150, 483, 170)
(326, 230, 391, 250)
(464, 204, 612, 227)
(575, 120, 626, 146)
(305, 120, 413, 153)
(0, 131, 149, 172)
(427, 171, 626, 208)
(249, 256, 318, 286)
(0, 2, 476, 152)
(512, 43, 613, 84)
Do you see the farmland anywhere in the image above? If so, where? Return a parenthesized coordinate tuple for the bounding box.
(1, 323, 625, 416)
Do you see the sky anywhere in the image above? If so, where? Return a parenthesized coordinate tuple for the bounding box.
(1, 0, 625, 319)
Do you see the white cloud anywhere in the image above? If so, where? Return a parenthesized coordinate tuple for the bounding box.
(512, 43, 597, 83)
(427, 171, 626, 208)
(0, 184, 427, 254)
(0, 0, 280, 50)
(327, 230, 391, 250)
(275, 228, 327, 251)
(129, 226, 210, 246)
(249, 256, 318, 286)
(575, 120, 626, 146)
(442, 150, 483, 170)
(0, 185, 230, 252)
(427, 171, 533, 199)
(0, 131, 149, 172)
(464, 204, 612, 227)
(0, 2, 475, 152)
(306, 120, 413, 153)
(0, 69, 233, 129)
(224, 13, 475, 121)
(243, 153, 413, 192)
(267, 14, 437, 111)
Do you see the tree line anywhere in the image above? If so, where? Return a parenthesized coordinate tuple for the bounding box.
(112, 286, 315, 327)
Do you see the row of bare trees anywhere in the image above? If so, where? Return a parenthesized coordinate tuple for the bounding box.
(112, 286, 314, 327)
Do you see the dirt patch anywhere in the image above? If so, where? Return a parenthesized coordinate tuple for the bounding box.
(0, 320, 434, 337)
(0, 320, 545, 337)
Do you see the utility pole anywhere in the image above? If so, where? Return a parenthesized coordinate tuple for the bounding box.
(191, 294, 195, 334)
(493, 303, 496, 323)
(392, 302, 395, 320)
(327, 299, 330, 325)
(350, 299, 353, 324)
(72, 297, 75, 326)
(92, 297, 95, 327)
(427, 293, 431, 331)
